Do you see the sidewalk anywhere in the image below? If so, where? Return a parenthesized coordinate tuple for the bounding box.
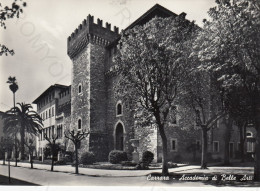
(0, 161, 200, 177)
(0, 164, 211, 186)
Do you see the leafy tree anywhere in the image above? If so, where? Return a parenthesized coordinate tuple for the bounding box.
(0, 1, 26, 56)
(178, 70, 225, 169)
(113, 14, 197, 175)
(222, 86, 252, 162)
(64, 130, 89, 174)
(2, 120, 20, 166)
(4, 103, 42, 160)
(194, 0, 260, 179)
(0, 137, 14, 165)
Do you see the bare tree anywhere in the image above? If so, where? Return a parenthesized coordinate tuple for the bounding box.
(64, 130, 89, 174)
(43, 132, 59, 172)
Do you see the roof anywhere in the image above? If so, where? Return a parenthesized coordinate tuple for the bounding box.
(124, 4, 178, 31)
(107, 4, 183, 48)
(32, 84, 69, 104)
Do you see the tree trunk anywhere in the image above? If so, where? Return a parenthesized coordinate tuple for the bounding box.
(51, 147, 54, 171)
(157, 122, 168, 175)
(20, 124, 25, 160)
(30, 153, 33, 169)
(254, 117, 260, 180)
(223, 117, 232, 165)
(201, 127, 208, 169)
(252, 92, 260, 181)
(154, 110, 168, 175)
(75, 145, 79, 174)
(161, 132, 168, 176)
(239, 122, 246, 163)
(14, 136, 18, 167)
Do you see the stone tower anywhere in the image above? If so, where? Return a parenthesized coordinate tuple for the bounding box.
(67, 15, 120, 160)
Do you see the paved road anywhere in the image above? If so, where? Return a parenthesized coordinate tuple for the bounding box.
(0, 165, 208, 186)
(0, 161, 199, 177)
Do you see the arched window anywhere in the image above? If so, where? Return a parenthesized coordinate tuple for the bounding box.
(78, 84, 82, 94)
(116, 101, 122, 116)
(246, 131, 253, 138)
(78, 119, 82, 130)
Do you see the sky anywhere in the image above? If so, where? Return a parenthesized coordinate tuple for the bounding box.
(0, 0, 216, 112)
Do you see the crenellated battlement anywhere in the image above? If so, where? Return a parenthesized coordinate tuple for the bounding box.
(67, 14, 120, 59)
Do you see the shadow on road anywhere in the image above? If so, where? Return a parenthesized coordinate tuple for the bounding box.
(0, 175, 39, 185)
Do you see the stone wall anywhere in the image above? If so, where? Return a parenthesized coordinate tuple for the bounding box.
(68, 16, 120, 160)
(89, 44, 106, 133)
(134, 124, 159, 162)
(70, 44, 91, 154)
(210, 119, 241, 160)
(106, 74, 135, 160)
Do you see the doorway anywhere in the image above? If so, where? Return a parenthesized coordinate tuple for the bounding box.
(115, 123, 124, 150)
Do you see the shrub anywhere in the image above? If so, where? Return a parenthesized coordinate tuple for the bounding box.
(142, 151, 154, 164)
(135, 151, 155, 170)
(108, 150, 128, 164)
(80, 152, 96, 165)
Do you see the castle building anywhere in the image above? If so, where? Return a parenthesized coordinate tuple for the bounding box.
(32, 4, 253, 163)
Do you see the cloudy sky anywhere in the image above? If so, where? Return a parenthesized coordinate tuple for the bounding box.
(0, 0, 216, 111)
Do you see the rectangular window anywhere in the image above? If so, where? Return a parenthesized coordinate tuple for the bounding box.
(171, 139, 177, 151)
(46, 111, 47, 119)
(213, 141, 219, 152)
(52, 107, 54, 117)
(61, 125, 63, 138)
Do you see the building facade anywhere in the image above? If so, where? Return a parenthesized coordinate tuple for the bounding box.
(33, 4, 253, 163)
(33, 84, 71, 158)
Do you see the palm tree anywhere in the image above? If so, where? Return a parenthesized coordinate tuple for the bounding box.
(4, 103, 42, 160)
(6, 76, 18, 108)
(6, 76, 19, 163)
